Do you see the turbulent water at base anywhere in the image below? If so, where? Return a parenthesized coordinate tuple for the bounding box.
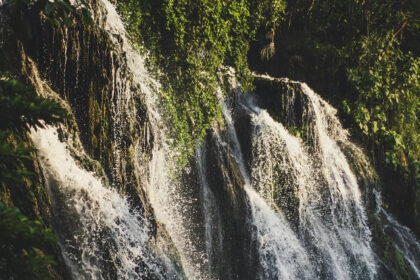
(31, 127, 165, 279)
(18, 0, 420, 279)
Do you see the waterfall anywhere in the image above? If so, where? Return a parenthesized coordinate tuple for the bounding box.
(23, 0, 206, 278)
(237, 85, 376, 279)
(16, 0, 420, 279)
(93, 1, 211, 279)
(218, 93, 315, 279)
(31, 127, 165, 279)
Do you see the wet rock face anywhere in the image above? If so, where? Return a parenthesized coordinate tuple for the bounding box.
(233, 106, 253, 175)
(202, 131, 258, 280)
(6, 1, 153, 213)
(253, 77, 319, 146)
(1, 2, 159, 278)
(232, 92, 302, 227)
(254, 77, 304, 128)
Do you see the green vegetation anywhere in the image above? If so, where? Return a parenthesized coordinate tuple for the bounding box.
(117, 0, 419, 231)
(0, 77, 68, 279)
(0, 202, 57, 279)
(348, 34, 419, 170)
(117, 0, 286, 166)
(0, 78, 68, 182)
(0, 1, 83, 278)
(249, 0, 420, 234)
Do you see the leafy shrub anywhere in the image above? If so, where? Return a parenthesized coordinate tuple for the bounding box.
(0, 202, 57, 280)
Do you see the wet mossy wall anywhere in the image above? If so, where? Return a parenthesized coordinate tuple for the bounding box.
(0, 131, 70, 279)
(1, 2, 157, 277)
(203, 131, 258, 280)
(4, 2, 155, 217)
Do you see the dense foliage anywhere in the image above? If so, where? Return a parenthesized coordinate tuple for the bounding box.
(117, 0, 286, 165)
(0, 77, 68, 279)
(0, 202, 57, 279)
(0, 0, 80, 278)
(347, 35, 419, 169)
(249, 0, 420, 233)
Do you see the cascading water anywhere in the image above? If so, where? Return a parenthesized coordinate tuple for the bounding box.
(24, 0, 203, 278)
(216, 92, 315, 279)
(13, 0, 420, 279)
(93, 1, 211, 279)
(236, 86, 376, 279)
(31, 126, 166, 279)
(375, 190, 420, 278)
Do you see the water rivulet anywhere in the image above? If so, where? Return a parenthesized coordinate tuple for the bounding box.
(1, 0, 419, 279)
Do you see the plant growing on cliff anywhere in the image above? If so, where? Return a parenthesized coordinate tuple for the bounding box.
(117, 0, 286, 166)
(348, 33, 420, 170)
(247, 0, 420, 234)
(0, 77, 68, 279)
(0, 202, 57, 279)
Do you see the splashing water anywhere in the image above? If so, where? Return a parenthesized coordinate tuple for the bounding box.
(235, 83, 377, 279)
(88, 1, 211, 278)
(22, 0, 420, 278)
(218, 92, 315, 279)
(375, 191, 420, 278)
(31, 126, 165, 279)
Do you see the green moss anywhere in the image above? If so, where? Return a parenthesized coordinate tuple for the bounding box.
(117, 0, 287, 167)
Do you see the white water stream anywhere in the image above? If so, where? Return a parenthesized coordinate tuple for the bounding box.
(375, 191, 420, 278)
(31, 127, 164, 279)
(243, 83, 377, 279)
(218, 93, 315, 279)
(23, 0, 420, 279)
(96, 1, 211, 279)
